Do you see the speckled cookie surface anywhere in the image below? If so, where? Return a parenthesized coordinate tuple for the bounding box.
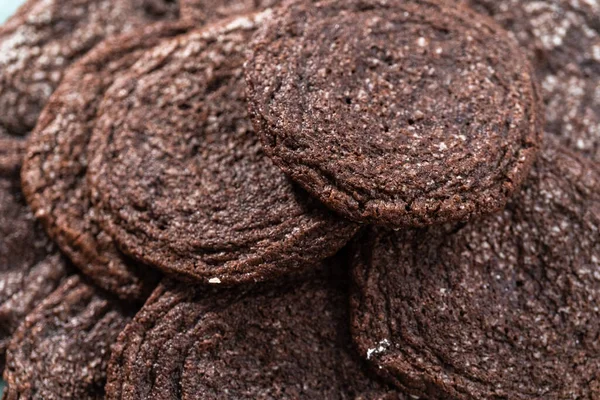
(106, 263, 405, 400)
(0, 162, 69, 371)
(21, 24, 197, 301)
(180, 0, 281, 22)
(3, 275, 135, 400)
(462, 0, 600, 162)
(351, 141, 600, 399)
(0, 0, 179, 138)
(87, 13, 358, 286)
(245, 0, 542, 227)
(0, 135, 24, 173)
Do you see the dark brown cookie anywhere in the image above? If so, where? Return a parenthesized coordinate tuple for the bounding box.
(0, 253, 68, 373)
(106, 262, 406, 399)
(21, 23, 198, 301)
(351, 140, 600, 399)
(460, 0, 600, 163)
(0, 160, 69, 371)
(245, 0, 542, 227)
(3, 275, 135, 400)
(0, 0, 179, 138)
(87, 13, 358, 286)
(181, 0, 281, 22)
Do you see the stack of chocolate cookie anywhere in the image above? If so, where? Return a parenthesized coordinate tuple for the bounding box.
(0, 0, 598, 399)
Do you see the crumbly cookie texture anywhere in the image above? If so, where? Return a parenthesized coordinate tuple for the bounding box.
(246, 0, 542, 227)
(462, 0, 600, 162)
(0, 0, 179, 137)
(87, 13, 358, 285)
(351, 140, 600, 399)
(3, 275, 135, 400)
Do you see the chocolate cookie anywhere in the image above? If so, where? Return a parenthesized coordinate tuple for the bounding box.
(0, 161, 69, 371)
(351, 140, 600, 398)
(245, 0, 542, 227)
(3, 275, 135, 400)
(106, 263, 405, 399)
(461, 0, 600, 162)
(21, 23, 197, 301)
(181, 0, 281, 22)
(87, 13, 358, 285)
(0, 253, 68, 373)
(0, 0, 179, 138)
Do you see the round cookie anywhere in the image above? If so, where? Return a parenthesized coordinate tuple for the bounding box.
(105, 264, 405, 399)
(181, 0, 281, 23)
(3, 275, 135, 400)
(0, 159, 70, 371)
(245, 0, 542, 227)
(351, 141, 600, 398)
(460, 0, 600, 162)
(0, 0, 179, 138)
(21, 23, 196, 301)
(87, 13, 358, 285)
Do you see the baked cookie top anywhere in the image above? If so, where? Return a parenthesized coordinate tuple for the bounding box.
(245, 0, 542, 227)
(3, 275, 134, 400)
(0, 0, 179, 138)
(87, 13, 358, 286)
(106, 263, 405, 399)
(351, 140, 600, 399)
(463, 0, 600, 163)
(20, 23, 195, 301)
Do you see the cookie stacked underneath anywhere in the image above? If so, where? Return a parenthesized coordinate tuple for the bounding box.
(0, 0, 598, 399)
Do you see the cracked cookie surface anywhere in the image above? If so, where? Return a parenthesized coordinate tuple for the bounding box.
(20, 23, 196, 301)
(3, 275, 135, 400)
(106, 262, 405, 399)
(87, 13, 358, 286)
(245, 0, 542, 227)
(351, 140, 600, 399)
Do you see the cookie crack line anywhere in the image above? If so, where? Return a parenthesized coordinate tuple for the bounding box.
(105, 263, 403, 399)
(85, 12, 358, 286)
(5, 0, 597, 399)
(245, 0, 543, 227)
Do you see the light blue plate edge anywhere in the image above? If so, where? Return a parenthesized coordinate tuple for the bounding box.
(0, 0, 25, 24)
